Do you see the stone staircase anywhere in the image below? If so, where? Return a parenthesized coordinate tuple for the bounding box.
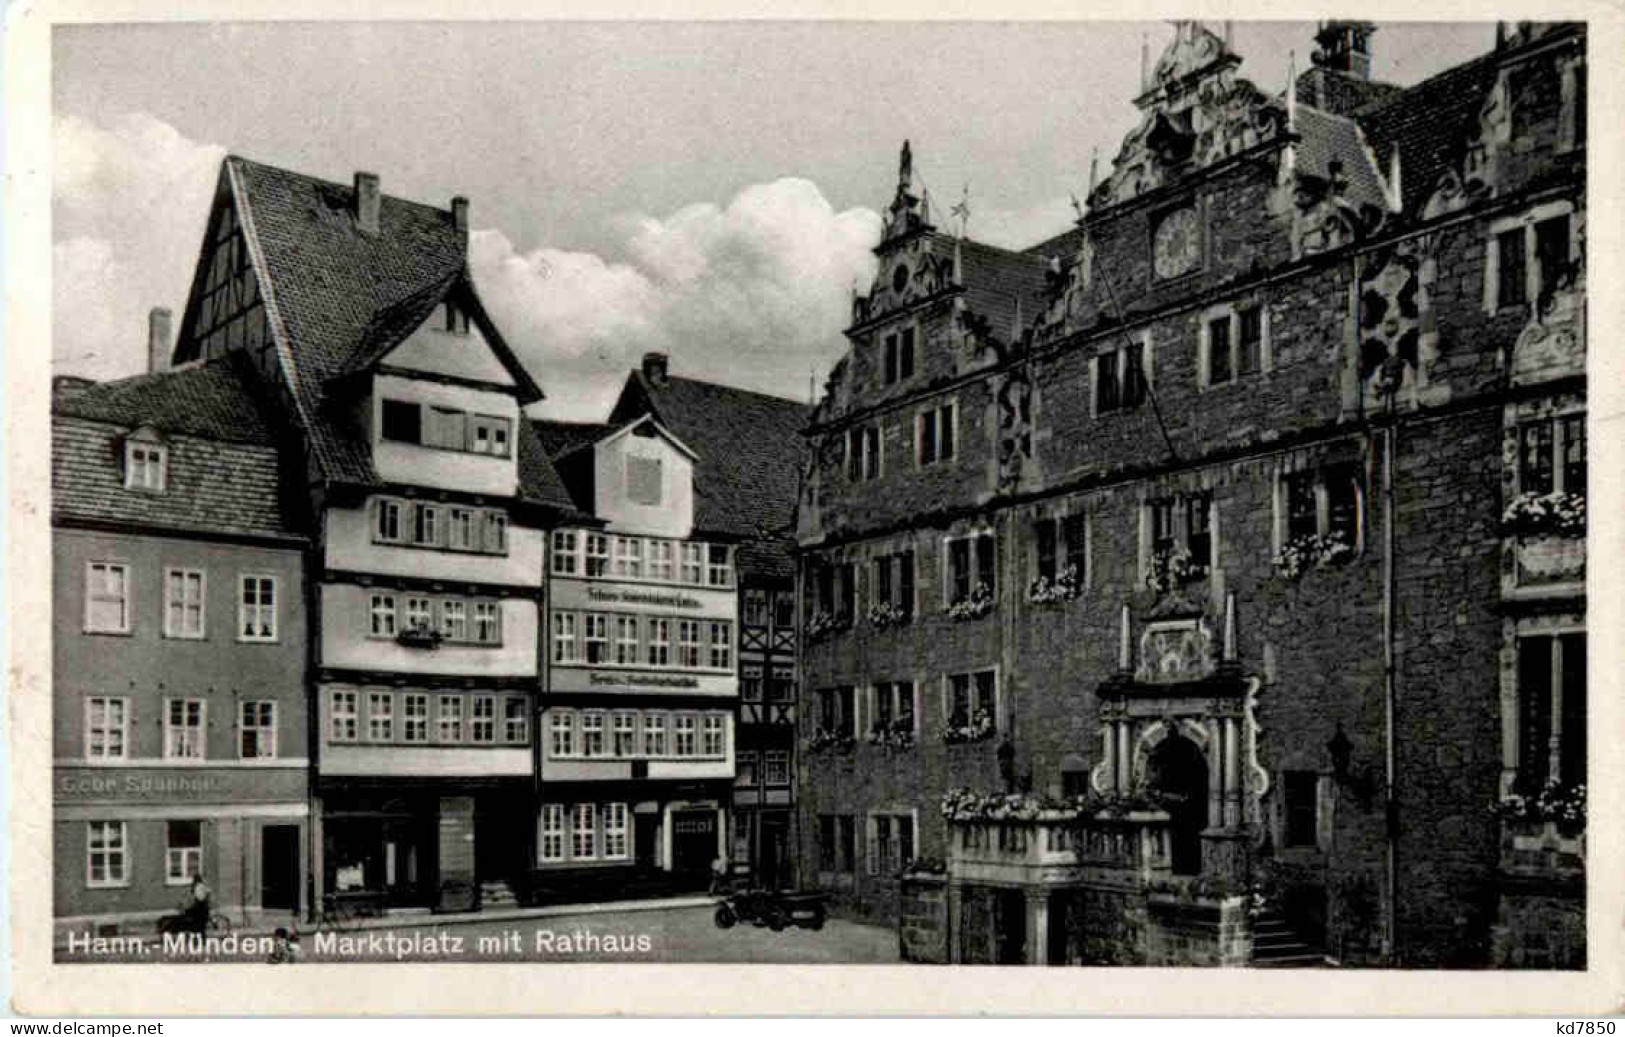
(479, 879, 520, 910)
(1249, 908, 1329, 968)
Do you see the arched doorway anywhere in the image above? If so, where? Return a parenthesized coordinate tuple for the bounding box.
(1146, 733, 1209, 876)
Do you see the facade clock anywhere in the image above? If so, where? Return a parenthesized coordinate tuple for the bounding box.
(1152, 207, 1201, 280)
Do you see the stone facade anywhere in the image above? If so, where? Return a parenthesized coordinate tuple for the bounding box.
(797, 21, 1586, 967)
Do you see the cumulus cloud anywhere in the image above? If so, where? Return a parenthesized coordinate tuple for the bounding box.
(474, 178, 879, 420)
(53, 112, 226, 377)
(54, 111, 881, 420)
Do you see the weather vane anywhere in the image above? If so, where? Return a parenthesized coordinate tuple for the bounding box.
(950, 183, 971, 237)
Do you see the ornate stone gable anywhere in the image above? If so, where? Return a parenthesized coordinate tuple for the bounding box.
(850, 142, 954, 330)
(1426, 24, 1584, 217)
(853, 234, 957, 329)
(1089, 22, 1288, 210)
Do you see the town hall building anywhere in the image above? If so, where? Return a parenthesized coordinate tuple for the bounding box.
(797, 21, 1586, 968)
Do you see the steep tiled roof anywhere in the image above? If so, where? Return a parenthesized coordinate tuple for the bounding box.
(51, 356, 278, 445)
(177, 157, 569, 511)
(1024, 226, 1085, 263)
(606, 373, 810, 580)
(516, 419, 589, 516)
(220, 157, 467, 488)
(1294, 103, 1391, 214)
(1355, 51, 1500, 216)
(951, 234, 1051, 344)
(531, 419, 614, 459)
(51, 360, 303, 541)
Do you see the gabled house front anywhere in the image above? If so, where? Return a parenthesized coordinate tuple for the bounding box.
(533, 409, 742, 898)
(168, 158, 585, 916)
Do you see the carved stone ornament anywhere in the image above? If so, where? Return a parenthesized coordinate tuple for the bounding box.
(992, 369, 1034, 493)
(1135, 618, 1216, 685)
(1091, 22, 1286, 209)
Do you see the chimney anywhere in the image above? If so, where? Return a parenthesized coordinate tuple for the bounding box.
(642, 352, 669, 387)
(353, 171, 381, 234)
(451, 196, 469, 236)
(52, 375, 96, 399)
(147, 307, 173, 374)
(1312, 21, 1375, 81)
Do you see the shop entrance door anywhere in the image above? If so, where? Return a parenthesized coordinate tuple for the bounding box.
(670, 810, 717, 879)
(261, 825, 300, 912)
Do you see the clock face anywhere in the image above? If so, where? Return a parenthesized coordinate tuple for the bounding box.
(1153, 207, 1201, 280)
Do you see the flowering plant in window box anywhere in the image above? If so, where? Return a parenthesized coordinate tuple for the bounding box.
(939, 786, 1164, 822)
(897, 855, 947, 879)
(805, 610, 852, 643)
(1146, 545, 1207, 595)
(1495, 778, 1586, 835)
(1028, 564, 1082, 605)
(867, 718, 916, 751)
(942, 709, 995, 744)
(1502, 491, 1586, 538)
(1272, 532, 1354, 580)
(807, 726, 855, 753)
(866, 601, 911, 630)
(396, 623, 443, 649)
(945, 582, 994, 621)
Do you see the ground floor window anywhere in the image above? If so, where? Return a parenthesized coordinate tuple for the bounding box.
(867, 813, 915, 875)
(540, 804, 566, 862)
(86, 820, 128, 888)
(601, 804, 629, 860)
(540, 801, 633, 864)
(572, 804, 596, 859)
(166, 819, 203, 884)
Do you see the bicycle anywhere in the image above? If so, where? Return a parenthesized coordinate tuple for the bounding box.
(155, 904, 231, 936)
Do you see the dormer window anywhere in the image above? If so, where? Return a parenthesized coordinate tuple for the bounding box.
(124, 441, 167, 492)
(470, 415, 511, 457)
(443, 300, 470, 335)
(378, 398, 512, 458)
(381, 399, 423, 443)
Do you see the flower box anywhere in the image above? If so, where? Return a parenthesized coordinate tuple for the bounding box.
(1495, 779, 1585, 837)
(1027, 564, 1083, 605)
(805, 610, 853, 643)
(396, 626, 443, 649)
(942, 710, 995, 744)
(1503, 491, 1585, 538)
(867, 719, 916, 751)
(1273, 532, 1353, 580)
(866, 601, 912, 630)
(940, 786, 1165, 823)
(945, 583, 994, 621)
(1516, 536, 1585, 581)
(807, 727, 855, 753)
(1146, 547, 1207, 596)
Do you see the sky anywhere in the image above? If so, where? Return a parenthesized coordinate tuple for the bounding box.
(52, 20, 1495, 420)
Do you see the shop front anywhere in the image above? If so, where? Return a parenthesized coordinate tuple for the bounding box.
(53, 764, 309, 942)
(317, 780, 532, 914)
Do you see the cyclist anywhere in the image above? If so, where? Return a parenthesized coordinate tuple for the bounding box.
(183, 872, 212, 934)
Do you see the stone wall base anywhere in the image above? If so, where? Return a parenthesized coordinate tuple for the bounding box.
(1492, 879, 1585, 969)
